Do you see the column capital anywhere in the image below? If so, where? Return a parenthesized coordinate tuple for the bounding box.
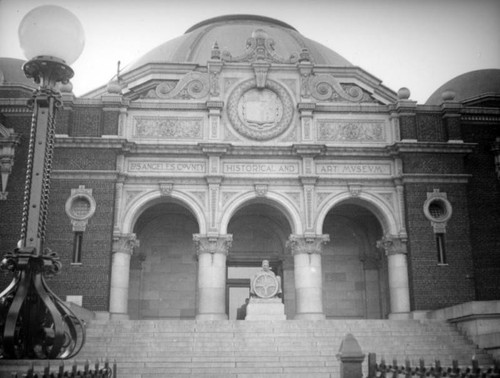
(287, 234, 330, 255)
(112, 233, 139, 255)
(193, 234, 232, 256)
(376, 235, 407, 256)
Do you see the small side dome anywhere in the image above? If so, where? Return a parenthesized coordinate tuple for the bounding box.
(0, 57, 37, 89)
(426, 69, 500, 106)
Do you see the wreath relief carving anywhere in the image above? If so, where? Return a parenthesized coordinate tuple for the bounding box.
(227, 79, 294, 141)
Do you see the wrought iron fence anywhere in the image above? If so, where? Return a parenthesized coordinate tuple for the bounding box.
(366, 353, 500, 378)
(9, 359, 116, 378)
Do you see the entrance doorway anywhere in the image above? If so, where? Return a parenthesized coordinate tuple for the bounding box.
(226, 262, 283, 320)
(226, 201, 292, 318)
(130, 202, 199, 319)
(322, 202, 388, 319)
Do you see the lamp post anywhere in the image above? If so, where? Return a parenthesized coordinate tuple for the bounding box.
(0, 5, 86, 359)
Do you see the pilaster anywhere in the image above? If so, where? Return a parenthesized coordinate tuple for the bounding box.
(193, 234, 232, 320)
(376, 235, 411, 318)
(395, 88, 418, 141)
(287, 234, 329, 320)
(441, 93, 463, 142)
(109, 233, 139, 318)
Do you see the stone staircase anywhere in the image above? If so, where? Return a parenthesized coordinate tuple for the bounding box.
(0, 319, 493, 377)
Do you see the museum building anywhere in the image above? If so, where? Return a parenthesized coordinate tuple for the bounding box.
(1, 15, 499, 322)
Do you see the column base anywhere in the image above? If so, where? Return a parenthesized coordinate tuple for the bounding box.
(196, 313, 228, 321)
(388, 312, 412, 320)
(294, 313, 326, 320)
(110, 313, 130, 320)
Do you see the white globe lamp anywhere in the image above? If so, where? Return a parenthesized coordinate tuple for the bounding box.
(18, 5, 85, 87)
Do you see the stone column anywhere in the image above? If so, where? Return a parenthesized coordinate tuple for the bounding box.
(193, 234, 232, 320)
(109, 233, 139, 319)
(287, 234, 329, 320)
(377, 235, 411, 319)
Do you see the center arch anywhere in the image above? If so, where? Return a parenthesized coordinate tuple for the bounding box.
(225, 199, 295, 319)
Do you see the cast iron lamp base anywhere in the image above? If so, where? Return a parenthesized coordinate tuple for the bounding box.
(0, 56, 85, 359)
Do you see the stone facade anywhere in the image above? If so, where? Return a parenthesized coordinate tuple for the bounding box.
(1, 15, 499, 320)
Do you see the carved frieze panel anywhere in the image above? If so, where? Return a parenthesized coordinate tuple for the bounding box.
(316, 192, 330, 208)
(133, 116, 203, 139)
(223, 161, 299, 176)
(284, 192, 301, 207)
(317, 120, 386, 143)
(127, 159, 207, 175)
(316, 161, 392, 176)
(221, 191, 240, 206)
(125, 190, 143, 206)
(379, 193, 395, 209)
(227, 79, 294, 141)
(188, 191, 207, 208)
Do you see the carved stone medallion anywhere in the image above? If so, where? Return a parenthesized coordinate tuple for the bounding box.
(227, 79, 293, 141)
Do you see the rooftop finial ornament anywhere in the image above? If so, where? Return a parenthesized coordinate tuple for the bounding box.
(0, 5, 86, 359)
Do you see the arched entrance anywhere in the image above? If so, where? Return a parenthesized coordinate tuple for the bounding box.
(129, 201, 199, 319)
(226, 202, 293, 319)
(322, 202, 389, 319)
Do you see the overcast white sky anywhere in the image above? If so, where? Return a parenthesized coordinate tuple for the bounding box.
(1, 0, 499, 103)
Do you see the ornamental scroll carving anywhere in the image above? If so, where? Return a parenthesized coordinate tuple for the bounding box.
(134, 116, 203, 139)
(220, 29, 300, 64)
(318, 120, 385, 142)
(143, 72, 210, 100)
(310, 74, 374, 103)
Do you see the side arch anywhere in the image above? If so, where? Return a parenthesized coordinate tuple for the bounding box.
(220, 191, 303, 234)
(315, 191, 399, 236)
(121, 189, 207, 235)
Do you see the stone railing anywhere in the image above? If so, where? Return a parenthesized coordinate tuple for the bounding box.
(6, 359, 116, 378)
(337, 333, 500, 378)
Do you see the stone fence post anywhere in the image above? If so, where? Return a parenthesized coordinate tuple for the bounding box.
(338, 333, 365, 378)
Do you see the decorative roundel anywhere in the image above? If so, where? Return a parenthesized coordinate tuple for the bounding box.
(65, 193, 96, 221)
(227, 79, 294, 141)
(251, 271, 280, 299)
(423, 197, 452, 223)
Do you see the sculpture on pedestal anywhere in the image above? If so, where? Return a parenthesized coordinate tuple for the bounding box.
(245, 260, 286, 320)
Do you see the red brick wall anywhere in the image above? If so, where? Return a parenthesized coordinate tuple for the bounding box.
(462, 122, 500, 300)
(45, 178, 116, 310)
(404, 182, 476, 310)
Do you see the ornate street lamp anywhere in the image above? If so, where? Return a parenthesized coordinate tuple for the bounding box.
(0, 5, 86, 359)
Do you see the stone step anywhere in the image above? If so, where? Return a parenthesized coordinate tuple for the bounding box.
(1, 319, 493, 377)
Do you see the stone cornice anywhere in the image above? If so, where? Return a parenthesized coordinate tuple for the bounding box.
(51, 170, 119, 180)
(402, 173, 472, 184)
(394, 141, 476, 154)
(55, 136, 129, 149)
(323, 145, 397, 158)
(198, 143, 232, 155)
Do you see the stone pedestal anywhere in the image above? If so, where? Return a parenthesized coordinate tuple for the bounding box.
(245, 298, 286, 320)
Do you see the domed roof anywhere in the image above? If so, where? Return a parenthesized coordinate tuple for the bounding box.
(125, 15, 353, 71)
(426, 69, 500, 106)
(0, 57, 37, 89)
